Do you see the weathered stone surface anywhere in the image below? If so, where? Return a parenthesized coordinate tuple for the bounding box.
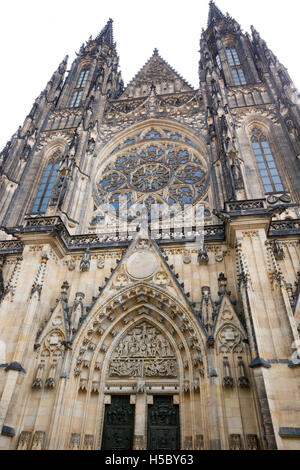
(0, 4, 299, 451)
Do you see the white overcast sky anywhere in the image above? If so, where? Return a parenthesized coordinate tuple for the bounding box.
(0, 0, 299, 150)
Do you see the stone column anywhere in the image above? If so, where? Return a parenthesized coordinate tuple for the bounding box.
(133, 385, 147, 450)
(47, 346, 72, 449)
(228, 218, 278, 449)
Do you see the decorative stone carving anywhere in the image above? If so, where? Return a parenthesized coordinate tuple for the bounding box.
(267, 194, 291, 205)
(193, 378, 200, 391)
(45, 331, 64, 353)
(52, 315, 63, 327)
(136, 378, 145, 393)
(134, 435, 146, 450)
(114, 272, 130, 288)
(109, 322, 177, 378)
(97, 256, 105, 269)
(32, 431, 45, 450)
(91, 381, 100, 393)
(70, 433, 81, 450)
(30, 253, 48, 300)
(229, 434, 243, 450)
(198, 247, 209, 265)
(32, 364, 44, 389)
(67, 258, 76, 271)
(223, 358, 234, 388)
(238, 376, 250, 388)
(195, 434, 204, 450)
(153, 271, 169, 286)
(223, 376, 234, 388)
(87, 138, 96, 155)
(246, 434, 260, 450)
(17, 431, 32, 450)
(83, 435, 94, 450)
(221, 310, 233, 321)
(80, 247, 90, 272)
(45, 364, 56, 389)
(72, 292, 85, 332)
(237, 359, 250, 388)
(79, 378, 88, 391)
(215, 251, 224, 263)
(183, 253, 191, 264)
(218, 273, 230, 296)
(183, 436, 193, 450)
(231, 157, 244, 190)
(218, 325, 243, 353)
(272, 240, 285, 260)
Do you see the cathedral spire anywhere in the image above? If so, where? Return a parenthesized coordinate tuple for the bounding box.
(95, 18, 114, 46)
(207, 0, 225, 26)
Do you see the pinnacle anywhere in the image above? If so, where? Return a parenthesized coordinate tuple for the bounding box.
(207, 0, 225, 26)
(95, 18, 114, 46)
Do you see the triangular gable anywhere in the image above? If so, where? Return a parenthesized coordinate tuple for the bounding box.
(214, 293, 247, 353)
(94, 226, 195, 310)
(120, 49, 194, 99)
(34, 283, 70, 349)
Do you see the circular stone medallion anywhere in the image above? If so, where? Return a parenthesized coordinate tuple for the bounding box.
(126, 251, 159, 279)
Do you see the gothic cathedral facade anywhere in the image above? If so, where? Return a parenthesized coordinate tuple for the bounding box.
(0, 2, 300, 451)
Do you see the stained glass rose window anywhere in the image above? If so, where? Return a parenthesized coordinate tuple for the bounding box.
(94, 128, 209, 218)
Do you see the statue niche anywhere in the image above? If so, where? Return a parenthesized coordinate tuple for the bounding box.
(109, 322, 177, 378)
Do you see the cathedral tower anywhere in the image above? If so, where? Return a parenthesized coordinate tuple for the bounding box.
(0, 3, 299, 450)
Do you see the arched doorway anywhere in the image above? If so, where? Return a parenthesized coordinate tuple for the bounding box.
(66, 281, 207, 451)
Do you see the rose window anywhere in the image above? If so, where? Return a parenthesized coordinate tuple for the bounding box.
(94, 128, 209, 216)
(132, 163, 170, 192)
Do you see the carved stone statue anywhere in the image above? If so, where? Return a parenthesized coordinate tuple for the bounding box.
(198, 247, 209, 265)
(80, 247, 90, 272)
(231, 157, 244, 189)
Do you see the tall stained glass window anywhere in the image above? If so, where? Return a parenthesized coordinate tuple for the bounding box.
(226, 47, 247, 86)
(31, 153, 61, 213)
(70, 68, 90, 108)
(251, 128, 284, 193)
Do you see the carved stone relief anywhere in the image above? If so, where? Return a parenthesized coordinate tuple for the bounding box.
(32, 431, 46, 450)
(217, 325, 243, 353)
(229, 434, 243, 450)
(109, 322, 177, 378)
(17, 431, 32, 450)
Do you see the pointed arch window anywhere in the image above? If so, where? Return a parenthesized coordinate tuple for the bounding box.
(70, 90, 83, 108)
(31, 151, 61, 214)
(70, 68, 90, 108)
(226, 47, 246, 86)
(251, 128, 284, 193)
(216, 54, 222, 70)
(76, 69, 90, 89)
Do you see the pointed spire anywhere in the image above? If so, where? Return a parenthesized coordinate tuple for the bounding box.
(207, 0, 225, 26)
(95, 18, 114, 46)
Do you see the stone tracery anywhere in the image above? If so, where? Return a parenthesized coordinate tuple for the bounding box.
(94, 127, 209, 216)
